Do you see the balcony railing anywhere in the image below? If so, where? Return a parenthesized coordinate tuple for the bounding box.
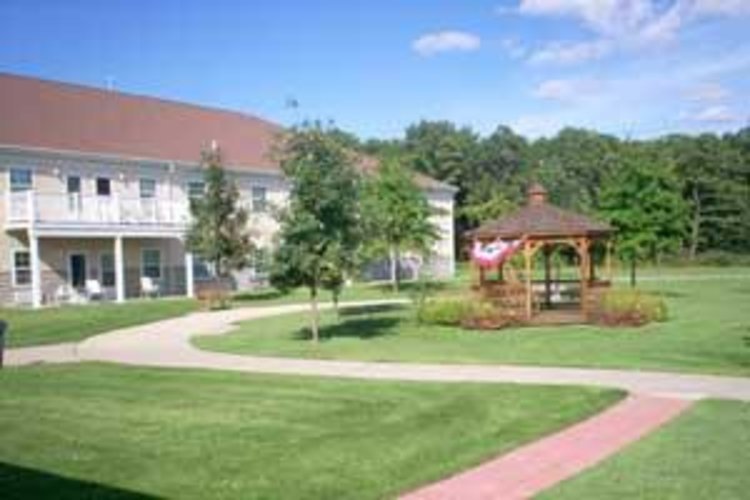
(5, 191, 191, 228)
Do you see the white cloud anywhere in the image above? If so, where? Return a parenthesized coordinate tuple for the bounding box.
(515, 0, 750, 65)
(528, 39, 612, 65)
(686, 82, 731, 102)
(532, 78, 602, 101)
(690, 104, 739, 122)
(412, 31, 481, 56)
(518, 0, 656, 37)
(693, 0, 750, 16)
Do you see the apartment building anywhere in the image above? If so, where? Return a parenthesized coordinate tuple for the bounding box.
(0, 73, 456, 307)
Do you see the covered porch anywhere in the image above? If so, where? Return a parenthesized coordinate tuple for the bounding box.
(13, 227, 196, 308)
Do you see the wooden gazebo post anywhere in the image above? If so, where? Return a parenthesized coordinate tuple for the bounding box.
(543, 244, 552, 309)
(524, 239, 533, 320)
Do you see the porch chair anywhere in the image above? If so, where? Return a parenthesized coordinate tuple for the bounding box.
(54, 283, 75, 304)
(140, 276, 161, 298)
(85, 279, 104, 301)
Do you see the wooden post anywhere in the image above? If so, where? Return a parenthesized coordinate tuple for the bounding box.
(524, 241, 533, 320)
(606, 240, 613, 283)
(543, 244, 551, 309)
(579, 238, 590, 317)
(589, 243, 596, 283)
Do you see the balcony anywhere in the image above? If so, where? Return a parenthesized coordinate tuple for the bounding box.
(5, 191, 191, 236)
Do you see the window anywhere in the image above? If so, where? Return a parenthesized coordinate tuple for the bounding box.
(12, 250, 31, 286)
(96, 177, 111, 196)
(192, 256, 212, 280)
(67, 176, 81, 194)
(252, 248, 268, 276)
(187, 181, 205, 199)
(141, 249, 161, 279)
(251, 186, 267, 212)
(140, 178, 156, 199)
(100, 253, 116, 287)
(10, 168, 32, 192)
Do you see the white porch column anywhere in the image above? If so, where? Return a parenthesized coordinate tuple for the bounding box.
(114, 235, 125, 303)
(29, 231, 42, 308)
(184, 249, 194, 298)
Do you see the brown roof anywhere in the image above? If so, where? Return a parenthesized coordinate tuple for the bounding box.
(0, 72, 453, 191)
(471, 184, 612, 239)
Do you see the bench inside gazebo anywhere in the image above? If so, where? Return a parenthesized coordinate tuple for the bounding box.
(468, 183, 614, 325)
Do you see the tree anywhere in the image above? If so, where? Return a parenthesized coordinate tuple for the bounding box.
(599, 149, 687, 286)
(186, 148, 254, 277)
(270, 125, 361, 342)
(361, 158, 439, 292)
(462, 126, 529, 226)
(530, 128, 621, 213)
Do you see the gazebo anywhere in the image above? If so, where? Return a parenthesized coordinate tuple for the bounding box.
(468, 183, 614, 324)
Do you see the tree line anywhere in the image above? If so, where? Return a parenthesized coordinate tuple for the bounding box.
(345, 122, 750, 262)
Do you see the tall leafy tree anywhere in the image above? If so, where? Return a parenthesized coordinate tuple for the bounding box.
(600, 149, 687, 286)
(186, 148, 254, 277)
(361, 158, 439, 292)
(530, 128, 621, 213)
(270, 125, 361, 342)
(462, 126, 529, 225)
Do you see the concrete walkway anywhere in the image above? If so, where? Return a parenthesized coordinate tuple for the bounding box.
(6, 299, 750, 402)
(401, 395, 693, 500)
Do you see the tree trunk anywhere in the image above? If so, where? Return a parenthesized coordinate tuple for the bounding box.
(629, 258, 637, 288)
(332, 288, 340, 321)
(689, 185, 701, 260)
(310, 286, 319, 343)
(389, 244, 400, 293)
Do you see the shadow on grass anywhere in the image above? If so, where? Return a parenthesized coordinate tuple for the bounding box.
(339, 303, 407, 317)
(232, 289, 287, 302)
(371, 281, 453, 294)
(0, 462, 159, 500)
(650, 289, 688, 299)
(292, 304, 406, 341)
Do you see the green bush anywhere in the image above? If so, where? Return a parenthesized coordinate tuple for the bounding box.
(417, 297, 513, 330)
(417, 297, 469, 326)
(593, 289, 668, 327)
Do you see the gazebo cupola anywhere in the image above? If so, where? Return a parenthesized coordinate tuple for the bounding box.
(469, 183, 614, 323)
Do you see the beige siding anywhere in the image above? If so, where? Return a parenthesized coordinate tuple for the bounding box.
(0, 148, 457, 304)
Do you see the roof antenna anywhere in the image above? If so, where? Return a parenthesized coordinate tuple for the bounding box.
(105, 75, 116, 91)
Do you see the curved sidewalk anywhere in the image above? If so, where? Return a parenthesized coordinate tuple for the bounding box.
(7, 300, 750, 401)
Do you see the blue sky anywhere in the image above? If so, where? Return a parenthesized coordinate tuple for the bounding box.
(1, 0, 748, 139)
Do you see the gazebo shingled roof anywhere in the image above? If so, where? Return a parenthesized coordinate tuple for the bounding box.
(471, 183, 612, 239)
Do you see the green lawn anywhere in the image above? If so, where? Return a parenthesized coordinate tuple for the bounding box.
(196, 276, 750, 377)
(0, 364, 620, 500)
(540, 399, 750, 499)
(1, 299, 197, 348)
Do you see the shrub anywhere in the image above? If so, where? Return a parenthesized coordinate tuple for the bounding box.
(196, 281, 233, 311)
(417, 297, 469, 326)
(417, 297, 514, 330)
(460, 301, 512, 330)
(591, 289, 667, 327)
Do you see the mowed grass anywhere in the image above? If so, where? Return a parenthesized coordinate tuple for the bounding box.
(0, 364, 621, 500)
(196, 277, 750, 377)
(1, 299, 197, 348)
(540, 400, 750, 500)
